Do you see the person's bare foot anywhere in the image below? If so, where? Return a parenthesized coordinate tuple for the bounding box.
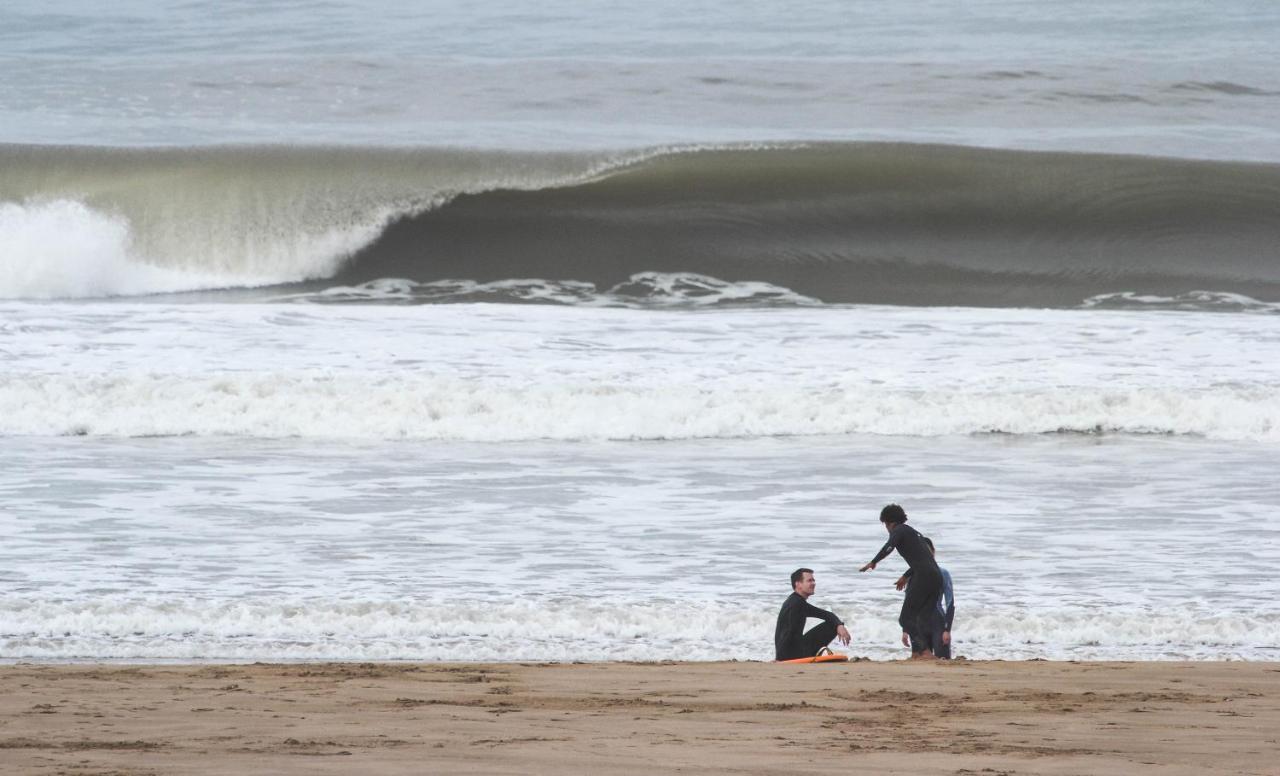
(909, 652, 937, 661)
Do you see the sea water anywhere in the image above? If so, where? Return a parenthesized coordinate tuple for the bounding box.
(1, 1, 1278, 661)
(3, 1, 1279, 159)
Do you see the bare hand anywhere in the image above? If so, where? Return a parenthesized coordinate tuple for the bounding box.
(901, 632, 910, 648)
(836, 625, 851, 646)
(859, 562, 875, 573)
(942, 631, 951, 646)
(894, 575, 908, 591)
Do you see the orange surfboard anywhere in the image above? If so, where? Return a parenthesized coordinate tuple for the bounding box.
(776, 653, 849, 664)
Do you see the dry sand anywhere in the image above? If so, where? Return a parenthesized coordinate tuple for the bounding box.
(1, 660, 1277, 775)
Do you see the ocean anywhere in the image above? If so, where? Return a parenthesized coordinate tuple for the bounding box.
(1, 0, 1278, 662)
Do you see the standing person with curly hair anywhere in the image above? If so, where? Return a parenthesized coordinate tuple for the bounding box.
(896, 536, 955, 659)
(859, 504, 942, 659)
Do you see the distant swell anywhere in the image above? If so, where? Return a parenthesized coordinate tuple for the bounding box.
(4, 142, 1280, 307)
(1170, 81, 1280, 97)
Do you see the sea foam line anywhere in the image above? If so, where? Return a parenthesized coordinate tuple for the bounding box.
(2, 598, 1275, 662)
(2, 373, 1276, 441)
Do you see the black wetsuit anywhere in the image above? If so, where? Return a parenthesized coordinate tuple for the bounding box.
(774, 592, 843, 661)
(905, 567, 954, 658)
(868, 522, 942, 655)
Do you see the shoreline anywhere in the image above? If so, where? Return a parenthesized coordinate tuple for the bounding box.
(4, 660, 1276, 775)
(0, 655, 1270, 665)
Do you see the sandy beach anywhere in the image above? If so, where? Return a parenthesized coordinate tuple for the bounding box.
(1, 660, 1276, 775)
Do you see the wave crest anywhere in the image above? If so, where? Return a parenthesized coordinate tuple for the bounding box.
(0, 144, 616, 299)
(5, 142, 1280, 307)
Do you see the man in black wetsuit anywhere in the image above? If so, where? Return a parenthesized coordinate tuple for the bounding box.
(774, 568, 851, 661)
(859, 503, 943, 659)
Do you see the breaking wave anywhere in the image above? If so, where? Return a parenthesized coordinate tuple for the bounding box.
(3, 142, 1279, 308)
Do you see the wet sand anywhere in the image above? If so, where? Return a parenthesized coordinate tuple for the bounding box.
(2, 660, 1277, 775)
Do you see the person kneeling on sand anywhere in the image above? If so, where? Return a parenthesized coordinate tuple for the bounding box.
(774, 568, 851, 661)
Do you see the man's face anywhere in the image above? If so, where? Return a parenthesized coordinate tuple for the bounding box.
(795, 571, 816, 597)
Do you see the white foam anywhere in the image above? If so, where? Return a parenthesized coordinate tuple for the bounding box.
(3, 301, 1279, 441)
(0, 197, 407, 299)
(1083, 290, 1280, 314)
(269, 272, 823, 307)
(0, 199, 240, 299)
(3, 598, 1275, 661)
(2, 373, 1277, 441)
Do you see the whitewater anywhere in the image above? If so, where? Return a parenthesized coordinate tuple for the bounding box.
(4, 431, 1278, 662)
(3, 301, 1279, 441)
(3, 300, 1278, 661)
(2, 0, 1278, 663)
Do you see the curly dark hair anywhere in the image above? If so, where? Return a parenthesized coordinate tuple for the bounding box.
(879, 503, 907, 523)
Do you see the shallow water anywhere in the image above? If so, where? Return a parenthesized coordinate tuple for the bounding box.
(2, 433, 1276, 661)
(2, 301, 1277, 661)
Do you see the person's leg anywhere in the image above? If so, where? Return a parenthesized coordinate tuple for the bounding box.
(898, 598, 926, 654)
(798, 620, 839, 656)
(912, 611, 937, 658)
(901, 574, 941, 656)
(920, 621, 938, 656)
(906, 621, 934, 654)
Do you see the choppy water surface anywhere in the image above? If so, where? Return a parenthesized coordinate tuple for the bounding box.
(1, 302, 1278, 661)
(2, 434, 1276, 662)
(3, 1, 1278, 662)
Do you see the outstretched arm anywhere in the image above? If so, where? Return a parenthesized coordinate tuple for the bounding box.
(859, 532, 898, 572)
